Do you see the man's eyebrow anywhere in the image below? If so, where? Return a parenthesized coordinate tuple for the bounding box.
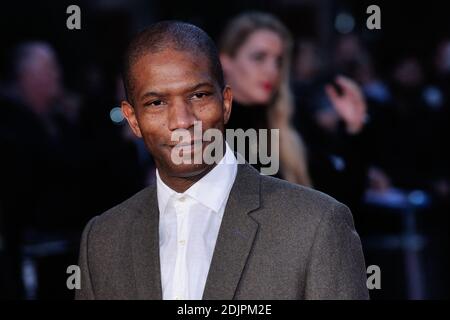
(140, 91, 165, 101)
(139, 82, 216, 101)
(187, 82, 215, 92)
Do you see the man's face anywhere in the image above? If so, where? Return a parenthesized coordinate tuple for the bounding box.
(122, 48, 232, 178)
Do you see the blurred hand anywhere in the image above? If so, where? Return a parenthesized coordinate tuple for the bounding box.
(325, 75, 367, 134)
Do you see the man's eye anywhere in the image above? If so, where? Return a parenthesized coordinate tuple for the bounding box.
(145, 100, 164, 107)
(191, 92, 210, 100)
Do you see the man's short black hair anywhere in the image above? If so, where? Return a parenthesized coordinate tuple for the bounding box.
(123, 21, 225, 103)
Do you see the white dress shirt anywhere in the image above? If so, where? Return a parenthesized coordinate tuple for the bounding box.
(157, 142, 238, 300)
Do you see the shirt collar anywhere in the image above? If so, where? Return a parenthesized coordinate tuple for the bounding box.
(156, 142, 238, 215)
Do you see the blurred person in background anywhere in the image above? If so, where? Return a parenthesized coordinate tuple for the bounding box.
(219, 12, 312, 186)
(0, 42, 82, 229)
(0, 41, 82, 299)
(292, 37, 372, 223)
(374, 55, 440, 191)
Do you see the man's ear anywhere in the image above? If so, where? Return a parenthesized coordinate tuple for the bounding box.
(222, 85, 233, 125)
(121, 100, 142, 138)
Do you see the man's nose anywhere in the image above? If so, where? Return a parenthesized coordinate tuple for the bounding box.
(168, 99, 196, 131)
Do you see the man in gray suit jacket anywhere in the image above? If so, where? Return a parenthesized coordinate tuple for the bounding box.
(76, 21, 369, 300)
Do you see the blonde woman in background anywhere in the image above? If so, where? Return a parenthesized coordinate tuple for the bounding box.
(219, 12, 312, 186)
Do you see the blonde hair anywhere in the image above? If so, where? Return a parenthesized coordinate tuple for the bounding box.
(219, 12, 312, 186)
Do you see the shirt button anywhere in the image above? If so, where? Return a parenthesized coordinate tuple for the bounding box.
(175, 296, 183, 300)
(178, 240, 186, 246)
(179, 196, 186, 202)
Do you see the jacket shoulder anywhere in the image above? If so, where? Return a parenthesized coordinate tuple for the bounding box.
(83, 185, 156, 241)
(258, 175, 354, 229)
(259, 175, 343, 211)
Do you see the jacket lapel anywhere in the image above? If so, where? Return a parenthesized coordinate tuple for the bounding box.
(202, 163, 261, 300)
(131, 185, 163, 299)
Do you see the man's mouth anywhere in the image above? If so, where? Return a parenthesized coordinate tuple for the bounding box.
(168, 140, 203, 148)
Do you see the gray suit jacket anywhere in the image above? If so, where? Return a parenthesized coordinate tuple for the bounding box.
(76, 163, 369, 300)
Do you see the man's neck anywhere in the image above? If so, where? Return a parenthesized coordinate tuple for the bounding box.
(158, 163, 218, 193)
(157, 142, 227, 193)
